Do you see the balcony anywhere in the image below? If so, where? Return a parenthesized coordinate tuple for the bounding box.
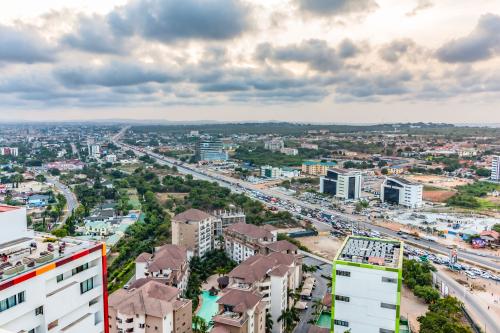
(213, 311, 248, 327)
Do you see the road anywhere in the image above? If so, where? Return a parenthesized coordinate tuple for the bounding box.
(113, 135, 500, 273)
(434, 269, 500, 333)
(46, 176, 78, 224)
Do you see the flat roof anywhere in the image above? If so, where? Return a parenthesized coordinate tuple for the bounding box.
(336, 236, 402, 269)
(388, 176, 418, 186)
(303, 161, 336, 166)
(0, 205, 21, 213)
(328, 168, 360, 175)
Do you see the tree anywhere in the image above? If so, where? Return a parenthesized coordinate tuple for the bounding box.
(492, 224, 500, 233)
(265, 312, 274, 333)
(192, 316, 209, 333)
(278, 308, 299, 333)
(414, 285, 440, 304)
(418, 297, 472, 333)
(35, 174, 46, 183)
(381, 168, 389, 175)
(312, 298, 323, 316)
(49, 168, 61, 176)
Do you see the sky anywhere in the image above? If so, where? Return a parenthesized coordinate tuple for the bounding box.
(0, 0, 500, 123)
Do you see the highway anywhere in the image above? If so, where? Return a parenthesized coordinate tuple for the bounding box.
(112, 130, 500, 273)
(46, 175, 78, 224)
(434, 269, 500, 333)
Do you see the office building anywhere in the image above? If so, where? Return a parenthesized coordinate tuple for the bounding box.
(260, 165, 282, 179)
(228, 252, 302, 333)
(492, 155, 500, 181)
(196, 139, 228, 162)
(332, 236, 403, 333)
(108, 279, 192, 333)
(320, 168, 362, 200)
(171, 209, 214, 257)
(0, 205, 107, 333)
(264, 139, 284, 152)
(135, 244, 192, 292)
(380, 176, 423, 208)
(301, 161, 337, 176)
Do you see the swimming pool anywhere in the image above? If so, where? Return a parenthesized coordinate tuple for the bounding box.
(196, 291, 220, 325)
(316, 312, 331, 328)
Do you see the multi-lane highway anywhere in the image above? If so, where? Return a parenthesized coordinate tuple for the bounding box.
(113, 131, 500, 273)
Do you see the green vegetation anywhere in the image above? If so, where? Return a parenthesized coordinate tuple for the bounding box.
(402, 259, 438, 304)
(493, 224, 500, 233)
(418, 297, 472, 333)
(343, 160, 375, 169)
(447, 182, 500, 210)
(234, 146, 303, 167)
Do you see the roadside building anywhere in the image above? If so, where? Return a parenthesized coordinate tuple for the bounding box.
(196, 139, 228, 162)
(492, 155, 500, 181)
(260, 165, 282, 179)
(108, 279, 192, 333)
(301, 161, 336, 176)
(135, 244, 192, 292)
(172, 209, 215, 257)
(380, 176, 423, 208)
(0, 205, 107, 333)
(320, 168, 362, 200)
(332, 236, 403, 333)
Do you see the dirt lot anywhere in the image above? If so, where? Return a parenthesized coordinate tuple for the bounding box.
(407, 174, 473, 189)
(155, 192, 188, 205)
(423, 189, 456, 203)
(299, 235, 344, 260)
(401, 285, 428, 331)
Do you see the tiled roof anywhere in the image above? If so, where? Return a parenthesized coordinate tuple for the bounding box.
(173, 208, 211, 222)
(226, 222, 273, 239)
(266, 240, 298, 253)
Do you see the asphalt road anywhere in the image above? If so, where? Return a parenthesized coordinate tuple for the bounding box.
(46, 176, 78, 224)
(434, 270, 500, 333)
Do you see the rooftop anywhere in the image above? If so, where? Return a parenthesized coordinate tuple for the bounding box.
(336, 236, 402, 269)
(0, 205, 21, 213)
(329, 168, 360, 175)
(303, 161, 336, 166)
(173, 208, 212, 222)
(387, 176, 418, 186)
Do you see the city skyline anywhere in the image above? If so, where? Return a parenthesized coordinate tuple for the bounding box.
(1, 0, 500, 123)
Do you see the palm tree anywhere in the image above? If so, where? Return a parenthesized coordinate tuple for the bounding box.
(192, 316, 209, 333)
(265, 312, 273, 333)
(278, 308, 300, 333)
(215, 266, 228, 277)
(312, 298, 324, 316)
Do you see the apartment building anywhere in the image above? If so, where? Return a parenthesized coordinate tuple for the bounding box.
(227, 252, 302, 333)
(0, 205, 107, 333)
(264, 140, 284, 152)
(380, 176, 423, 208)
(332, 236, 403, 333)
(260, 165, 282, 179)
(223, 223, 276, 263)
(0, 147, 18, 157)
(135, 244, 192, 292)
(279, 148, 298, 156)
(492, 155, 500, 181)
(108, 279, 192, 333)
(172, 209, 214, 257)
(320, 168, 362, 200)
(301, 161, 337, 176)
(212, 288, 266, 333)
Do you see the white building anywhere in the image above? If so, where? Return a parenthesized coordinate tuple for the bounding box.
(0, 205, 107, 333)
(380, 176, 423, 208)
(320, 168, 362, 200)
(260, 165, 282, 179)
(105, 154, 117, 163)
(332, 236, 403, 333)
(88, 144, 101, 158)
(0, 147, 18, 157)
(280, 147, 298, 156)
(264, 139, 284, 152)
(492, 156, 500, 181)
(223, 223, 276, 263)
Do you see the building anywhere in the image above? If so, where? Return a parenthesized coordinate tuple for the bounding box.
(212, 288, 266, 333)
(45, 160, 85, 171)
(213, 210, 246, 241)
(264, 139, 284, 152)
(172, 209, 214, 257)
(135, 244, 192, 292)
(492, 156, 500, 181)
(320, 168, 362, 200)
(88, 144, 101, 158)
(196, 139, 228, 162)
(332, 236, 403, 333)
(105, 154, 117, 163)
(227, 252, 302, 333)
(0, 205, 107, 333)
(301, 161, 336, 176)
(0, 147, 19, 157)
(380, 176, 423, 208)
(108, 279, 192, 333)
(300, 143, 319, 150)
(281, 167, 300, 178)
(260, 165, 281, 179)
(280, 148, 298, 156)
(223, 223, 277, 263)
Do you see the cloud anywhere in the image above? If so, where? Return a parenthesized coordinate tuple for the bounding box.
(295, 0, 378, 17)
(436, 14, 500, 63)
(338, 39, 360, 58)
(336, 71, 413, 98)
(256, 39, 342, 71)
(0, 25, 56, 63)
(108, 0, 251, 43)
(379, 39, 417, 63)
(62, 15, 126, 54)
(54, 61, 178, 87)
(406, 0, 433, 17)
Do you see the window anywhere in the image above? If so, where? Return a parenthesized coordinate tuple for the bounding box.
(382, 277, 397, 284)
(334, 320, 349, 327)
(36, 306, 44, 315)
(335, 295, 350, 302)
(57, 274, 64, 283)
(0, 291, 25, 312)
(380, 329, 395, 333)
(80, 277, 94, 294)
(381, 303, 397, 310)
(28, 329, 35, 333)
(336, 270, 351, 277)
(72, 263, 89, 275)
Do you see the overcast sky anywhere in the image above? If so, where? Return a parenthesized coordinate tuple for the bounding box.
(1, 0, 499, 123)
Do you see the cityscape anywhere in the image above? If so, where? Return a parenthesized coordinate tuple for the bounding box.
(0, 1, 500, 333)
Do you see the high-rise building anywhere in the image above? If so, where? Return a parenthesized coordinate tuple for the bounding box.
(0, 147, 19, 157)
(108, 279, 192, 333)
(0, 205, 107, 333)
(171, 209, 214, 257)
(88, 144, 101, 158)
(332, 236, 403, 333)
(380, 176, 423, 208)
(196, 139, 228, 162)
(320, 168, 362, 200)
(491, 155, 500, 181)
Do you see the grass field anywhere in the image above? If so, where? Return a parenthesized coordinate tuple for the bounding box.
(126, 188, 141, 209)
